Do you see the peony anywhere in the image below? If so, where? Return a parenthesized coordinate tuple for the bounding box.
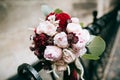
(72, 29, 90, 52)
(74, 47, 87, 57)
(63, 49, 76, 64)
(66, 23, 82, 33)
(54, 32, 69, 48)
(36, 21, 57, 36)
(71, 17, 80, 24)
(44, 46, 62, 61)
(29, 8, 105, 80)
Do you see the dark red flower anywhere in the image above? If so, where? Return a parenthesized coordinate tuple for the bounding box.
(34, 46, 46, 59)
(67, 32, 75, 40)
(67, 32, 79, 44)
(33, 33, 48, 48)
(72, 36, 79, 44)
(56, 12, 71, 30)
(31, 33, 48, 58)
(47, 37, 54, 45)
(56, 27, 63, 32)
(46, 12, 71, 31)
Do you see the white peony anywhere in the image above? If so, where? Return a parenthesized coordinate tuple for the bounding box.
(44, 46, 62, 61)
(66, 23, 82, 33)
(36, 21, 57, 36)
(54, 32, 69, 48)
(71, 17, 80, 24)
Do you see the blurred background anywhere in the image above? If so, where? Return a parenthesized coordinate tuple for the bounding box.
(0, 0, 120, 80)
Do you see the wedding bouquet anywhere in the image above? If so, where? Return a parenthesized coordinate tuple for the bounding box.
(29, 5, 105, 80)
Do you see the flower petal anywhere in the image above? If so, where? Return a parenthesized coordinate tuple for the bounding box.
(63, 49, 76, 63)
(54, 32, 69, 48)
(44, 46, 62, 61)
(66, 23, 82, 33)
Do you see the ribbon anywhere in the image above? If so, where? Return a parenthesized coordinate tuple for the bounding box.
(75, 58, 84, 80)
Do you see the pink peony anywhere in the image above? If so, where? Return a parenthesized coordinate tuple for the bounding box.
(36, 21, 57, 36)
(66, 23, 82, 33)
(74, 47, 87, 57)
(44, 46, 62, 61)
(54, 32, 69, 48)
(71, 17, 80, 24)
(72, 29, 90, 52)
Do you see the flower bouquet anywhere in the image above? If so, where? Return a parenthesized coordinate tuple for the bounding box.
(29, 5, 106, 80)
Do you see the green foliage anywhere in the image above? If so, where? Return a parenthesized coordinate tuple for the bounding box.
(82, 54, 100, 60)
(54, 9, 63, 14)
(80, 22, 84, 28)
(83, 36, 106, 60)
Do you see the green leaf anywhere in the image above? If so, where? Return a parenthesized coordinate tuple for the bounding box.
(87, 36, 106, 56)
(82, 54, 100, 60)
(80, 22, 84, 28)
(83, 36, 106, 60)
(41, 5, 53, 16)
(54, 9, 63, 14)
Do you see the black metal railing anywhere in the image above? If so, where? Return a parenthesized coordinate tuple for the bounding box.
(8, 6, 120, 80)
(84, 6, 120, 80)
